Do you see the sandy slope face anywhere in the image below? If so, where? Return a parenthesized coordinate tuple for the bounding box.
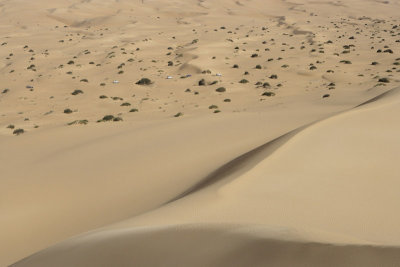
(0, 0, 399, 134)
(10, 89, 400, 266)
(1, 0, 400, 266)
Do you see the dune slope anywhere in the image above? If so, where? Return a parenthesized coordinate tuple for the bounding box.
(11, 89, 400, 266)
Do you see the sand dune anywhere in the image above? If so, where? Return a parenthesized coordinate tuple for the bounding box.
(1, 0, 400, 266)
(10, 88, 400, 266)
(11, 225, 400, 267)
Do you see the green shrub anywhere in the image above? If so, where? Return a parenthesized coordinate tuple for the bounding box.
(71, 89, 83, 95)
(13, 128, 24, 135)
(262, 91, 275, 97)
(136, 78, 152, 85)
(198, 79, 206, 86)
(68, 120, 88, 125)
(174, 112, 183, 117)
(102, 115, 115, 121)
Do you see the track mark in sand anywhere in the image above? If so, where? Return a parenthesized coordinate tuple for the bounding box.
(309, 1, 347, 7)
(166, 88, 399, 204)
(235, 1, 244, 6)
(275, 16, 315, 43)
(197, 0, 209, 9)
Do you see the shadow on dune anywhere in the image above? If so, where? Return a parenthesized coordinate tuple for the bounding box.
(167, 87, 399, 204)
(10, 224, 400, 267)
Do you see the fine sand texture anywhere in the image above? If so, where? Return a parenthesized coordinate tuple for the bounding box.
(1, 0, 400, 266)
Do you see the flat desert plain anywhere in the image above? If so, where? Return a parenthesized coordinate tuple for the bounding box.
(1, 0, 400, 266)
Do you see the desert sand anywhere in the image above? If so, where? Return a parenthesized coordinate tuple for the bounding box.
(1, 0, 400, 266)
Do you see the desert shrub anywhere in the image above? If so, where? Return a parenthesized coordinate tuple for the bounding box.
(71, 89, 83, 95)
(102, 115, 115, 121)
(13, 128, 24, 135)
(323, 94, 330, 98)
(68, 120, 88, 125)
(80, 79, 88, 82)
(233, 64, 239, 68)
(251, 53, 258, 58)
(378, 78, 390, 83)
(129, 108, 139, 112)
(7, 124, 15, 129)
(263, 82, 271, 88)
(174, 112, 183, 117)
(216, 87, 226, 92)
(239, 79, 249, 83)
(213, 110, 221, 113)
(99, 95, 108, 99)
(121, 102, 131, 106)
(136, 78, 152, 85)
(198, 79, 206, 86)
(269, 74, 278, 79)
(67, 60, 74, 65)
(224, 99, 231, 102)
(64, 108, 73, 114)
(2, 88, 9, 94)
(209, 105, 218, 109)
(262, 91, 275, 97)
(255, 65, 262, 69)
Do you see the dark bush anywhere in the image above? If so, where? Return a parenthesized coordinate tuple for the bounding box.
(13, 128, 24, 135)
(262, 91, 275, 97)
(136, 78, 152, 85)
(71, 89, 83, 95)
